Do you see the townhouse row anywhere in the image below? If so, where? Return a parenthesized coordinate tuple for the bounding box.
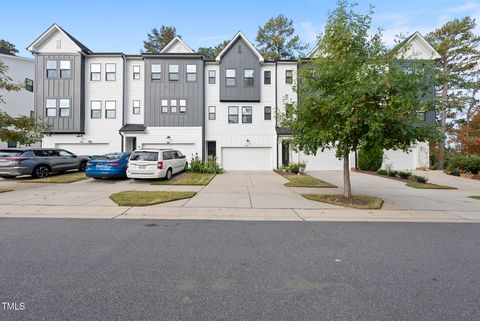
(26, 24, 439, 170)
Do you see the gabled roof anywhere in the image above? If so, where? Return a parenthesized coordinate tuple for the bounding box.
(395, 31, 440, 60)
(215, 32, 264, 62)
(27, 23, 92, 54)
(160, 36, 194, 54)
(306, 44, 320, 58)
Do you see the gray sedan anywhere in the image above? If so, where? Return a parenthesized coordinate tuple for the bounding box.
(0, 148, 90, 179)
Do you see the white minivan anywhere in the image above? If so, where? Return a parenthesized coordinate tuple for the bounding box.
(126, 149, 188, 180)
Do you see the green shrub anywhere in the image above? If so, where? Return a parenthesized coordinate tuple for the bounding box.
(287, 161, 306, 174)
(445, 155, 480, 174)
(377, 169, 388, 175)
(388, 170, 398, 177)
(398, 171, 412, 179)
(410, 175, 428, 183)
(358, 145, 384, 172)
(188, 154, 224, 174)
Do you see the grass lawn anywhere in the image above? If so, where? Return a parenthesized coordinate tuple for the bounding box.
(110, 191, 196, 206)
(0, 188, 13, 193)
(469, 196, 480, 200)
(406, 182, 457, 190)
(303, 193, 384, 209)
(279, 172, 337, 188)
(151, 172, 216, 186)
(20, 172, 89, 184)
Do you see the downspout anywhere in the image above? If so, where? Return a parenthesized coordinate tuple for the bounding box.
(275, 61, 279, 169)
(202, 58, 206, 162)
(119, 53, 126, 152)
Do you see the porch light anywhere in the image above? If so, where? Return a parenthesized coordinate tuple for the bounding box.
(166, 136, 171, 144)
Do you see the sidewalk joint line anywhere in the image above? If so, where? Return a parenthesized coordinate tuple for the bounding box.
(292, 209, 306, 222)
(111, 207, 132, 219)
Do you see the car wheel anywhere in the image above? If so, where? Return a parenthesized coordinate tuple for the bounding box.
(78, 161, 87, 172)
(165, 168, 173, 180)
(184, 162, 188, 172)
(32, 165, 50, 179)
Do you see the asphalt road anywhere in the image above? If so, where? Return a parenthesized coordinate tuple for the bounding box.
(0, 219, 479, 321)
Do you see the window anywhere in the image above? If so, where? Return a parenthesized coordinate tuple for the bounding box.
(59, 99, 70, 117)
(59, 150, 75, 157)
(170, 99, 177, 113)
(285, 70, 293, 84)
(105, 63, 116, 81)
(169, 64, 179, 81)
(60, 60, 71, 78)
(264, 106, 272, 120)
(46, 60, 57, 78)
(417, 112, 426, 121)
(163, 151, 173, 160)
(133, 100, 140, 114)
(133, 65, 140, 80)
(90, 63, 101, 81)
(161, 99, 168, 113)
(264, 71, 271, 85)
(91, 101, 101, 118)
(179, 99, 186, 113)
(208, 106, 216, 120)
(186, 64, 196, 82)
(151, 64, 161, 80)
(242, 106, 252, 123)
(7, 141, 17, 148)
(226, 69, 236, 86)
(105, 101, 116, 118)
(228, 106, 238, 123)
(244, 69, 254, 87)
(208, 70, 216, 84)
(45, 99, 56, 117)
(25, 78, 33, 92)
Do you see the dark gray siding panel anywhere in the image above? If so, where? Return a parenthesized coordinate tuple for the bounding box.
(144, 57, 204, 127)
(219, 38, 261, 102)
(35, 53, 84, 133)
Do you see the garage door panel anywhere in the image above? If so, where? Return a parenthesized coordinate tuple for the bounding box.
(222, 147, 271, 170)
(300, 149, 355, 170)
(55, 143, 110, 156)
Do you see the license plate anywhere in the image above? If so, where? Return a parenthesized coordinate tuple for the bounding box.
(138, 165, 146, 169)
(96, 165, 107, 169)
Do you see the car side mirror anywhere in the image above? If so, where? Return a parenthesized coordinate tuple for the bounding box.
(72, 155, 77, 158)
(181, 155, 186, 159)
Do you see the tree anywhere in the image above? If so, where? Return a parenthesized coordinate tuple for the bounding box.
(197, 40, 229, 59)
(426, 17, 480, 169)
(458, 110, 480, 154)
(281, 0, 435, 198)
(142, 26, 179, 53)
(0, 40, 18, 55)
(256, 14, 308, 60)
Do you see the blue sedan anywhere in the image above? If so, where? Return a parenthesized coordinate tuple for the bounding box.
(85, 152, 131, 179)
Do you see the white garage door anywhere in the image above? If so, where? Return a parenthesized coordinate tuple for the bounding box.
(299, 149, 355, 170)
(222, 147, 272, 170)
(55, 143, 110, 156)
(141, 144, 196, 159)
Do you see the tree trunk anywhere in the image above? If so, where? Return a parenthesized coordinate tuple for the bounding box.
(438, 82, 449, 170)
(343, 147, 352, 198)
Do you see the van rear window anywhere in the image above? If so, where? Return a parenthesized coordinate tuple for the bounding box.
(0, 150, 23, 158)
(130, 151, 158, 161)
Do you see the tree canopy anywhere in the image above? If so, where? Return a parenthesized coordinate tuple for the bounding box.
(197, 40, 229, 59)
(0, 40, 18, 56)
(142, 26, 179, 53)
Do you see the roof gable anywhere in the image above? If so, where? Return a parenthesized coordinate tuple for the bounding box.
(27, 23, 91, 54)
(160, 36, 194, 54)
(396, 32, 440, 60)
(215, 32, 263, 62)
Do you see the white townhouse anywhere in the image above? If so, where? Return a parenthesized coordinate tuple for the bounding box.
(27, 24, 439, 171)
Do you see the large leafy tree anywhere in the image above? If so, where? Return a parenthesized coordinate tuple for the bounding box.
(426, 17, 480, 169)
(281, 1, 435, 198)
(142, 26, 179, 53)
(256, 14, 308, 60)
(197, 40, 229, 59)
(0, 40, 18, 55)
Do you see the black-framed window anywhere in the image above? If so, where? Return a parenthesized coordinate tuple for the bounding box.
(105, 63, 116, 81)
(90, 63, 101, 81)
(59, 99, 70, 117)
(151, 64, 161, 80)
(133, 100, 140, 114)
(169, 64, 179, 81)
(186, 64, 196, 82)
(208, 70, 216, 84)
(133, 65, 140, 80)
(285, 70, 293, 84)
(208, 106, 216, 120)
(105, 100, 116, 118)
(242, 106, 252, 123)
(264, 70, 271, 84)
(244, 69, 254, 87)
(25, 78, 33, 92)
(161, 99, 168, 113)
(91, 100, 101, 118)
(264, 106, 272, 120)
(7, 140, 17, 148)
(60, 60, 71, 78)
(417, 112, 426, 121)
(179, 99, 186, 113)
(226, 69, 236, 86)
(45, 99, 57, 117)
(170, 99, 177, 113)
(228, 106, 238, 123)
(46, 60, 57, 78)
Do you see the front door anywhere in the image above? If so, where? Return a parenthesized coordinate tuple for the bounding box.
(126, 137, 137, 152)
(207, 141, 216, 159)
(282, 141, 290, 166)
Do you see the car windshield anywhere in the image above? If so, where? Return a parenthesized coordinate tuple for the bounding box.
(0, 150, 23, 158)
(130, 151, 158, 161)
(92, 153, 125, 161)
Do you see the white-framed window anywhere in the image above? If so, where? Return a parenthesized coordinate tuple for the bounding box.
(264, 106, 272, 120)
(226, 69, 236, 86)
(242, 106, 252, 123)
(133, 100, 140, 114)
(285, 70, 293, 84)
(90, 63, 101, 81)
(105, 100, 116, 118)
(25, 78, 34, 92)
(90, 100, 101, 119)
(60, 60, 71, 78)
(208, 70, 216, 84)
(59, 99, 70, 117)
(169, 64, 179, 81)
(244, 69, 254, 87)
(161, 99, 168, 113)
(264, 70, 271, 84)
(105, 63, 116, 81)
(45, 98, 57, 117)
(151, 64, 161, 80)
(179, 99, 186, 113)
(228, 106, 238, 123)
(46, 60, 57, 78)
(170, 99, 177, 113)
(186, 64, 196, 82)
(208, 106, 216, 120)
(133, 65, 140, 80)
